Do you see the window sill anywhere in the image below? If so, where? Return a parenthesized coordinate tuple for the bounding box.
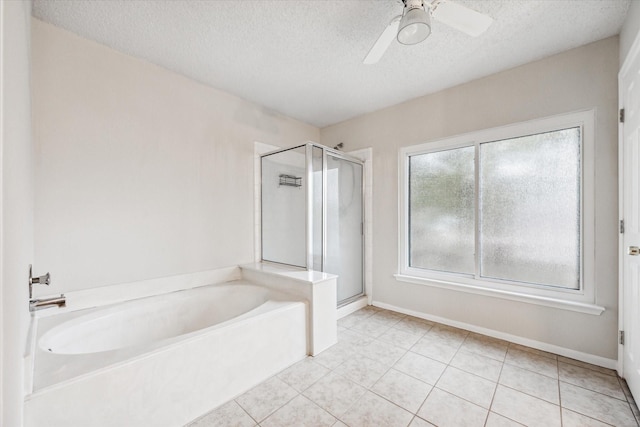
(394, 274, 605, 316)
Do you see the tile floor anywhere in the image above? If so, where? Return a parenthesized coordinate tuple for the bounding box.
(187, 306, 640, 427)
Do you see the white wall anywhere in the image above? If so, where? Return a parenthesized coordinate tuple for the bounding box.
(321, 37, 619, 360)
(1, 1, 34, 425)
(31, 19, 319, 296)
(620, 0, 640, 66)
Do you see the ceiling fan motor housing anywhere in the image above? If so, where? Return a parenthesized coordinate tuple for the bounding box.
(403, 0, 426, 14)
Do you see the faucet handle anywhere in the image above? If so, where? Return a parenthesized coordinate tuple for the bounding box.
(29, 265, 50, 286)
(31, 272, 51, 286)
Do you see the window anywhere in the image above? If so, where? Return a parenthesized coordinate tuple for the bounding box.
(398, 111, 599, 312)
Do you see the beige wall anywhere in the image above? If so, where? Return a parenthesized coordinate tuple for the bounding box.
(321, 37, 619, 360)
(31, 19, 319, 295)
(1, 1, 34, 425)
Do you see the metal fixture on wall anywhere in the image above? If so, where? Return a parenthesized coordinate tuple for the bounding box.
(28, 264, 65, 311)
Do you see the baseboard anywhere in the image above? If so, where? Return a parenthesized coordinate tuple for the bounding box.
(337, 296, 368, 319)
(373, 301, 618, 370)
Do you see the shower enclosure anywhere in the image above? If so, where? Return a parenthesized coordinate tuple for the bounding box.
(261, 143, 364, 307)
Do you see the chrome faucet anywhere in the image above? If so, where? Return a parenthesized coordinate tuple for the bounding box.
(29, 265, 65, 311)
(30, 295, 66, 311)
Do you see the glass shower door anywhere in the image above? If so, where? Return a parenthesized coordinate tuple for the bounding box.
(325, 154, 364, 305)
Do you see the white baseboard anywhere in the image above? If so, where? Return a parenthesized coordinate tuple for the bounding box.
(337, 296, 368, 319)
(373, 301, 618, 370)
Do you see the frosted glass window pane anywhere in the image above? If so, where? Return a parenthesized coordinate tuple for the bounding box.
(479, 127, 580, 289)
(409, 147, 475, 274)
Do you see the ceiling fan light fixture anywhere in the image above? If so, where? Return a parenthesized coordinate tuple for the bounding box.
(397, 3, 431, 45)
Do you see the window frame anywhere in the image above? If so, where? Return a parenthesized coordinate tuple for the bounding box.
(397, 110, 603, 315)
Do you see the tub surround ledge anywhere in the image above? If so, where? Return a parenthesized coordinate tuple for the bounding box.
(240, 262, 338, 355)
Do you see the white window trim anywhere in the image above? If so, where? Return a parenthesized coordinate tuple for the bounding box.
(397, 109, 604, 315)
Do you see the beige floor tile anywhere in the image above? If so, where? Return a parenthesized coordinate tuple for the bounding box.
(508, 343, 557, 360)
(379, 327, 423, 349)
(338, 328, 375, 348)
(189, 309, 639, 427)
(188, 400, 256, 427)
(371, 309, 406, 324)
(499, 363, 559, 404)
(491, 385, 561, 427)
(436, 366, 497, 409)
(417, 388, 488, 427)
(334, 353, 388, 388)
(560, 381, 637, 427)
(338, 310, 374, 329)
(355, 338, 407, 367)
(561, 408, 612, 427)
(350, 317, 393, 338)
(371, 368, 432, 413)
(395, 316, 434, 335)
(450, 349, 503, 382)
(278, 357, 330, 392)
(411, 334, 460, 364)
(303, 372, 367, 418)
(558, 356, 617, 376)
(485, 412, 525, 426)
(460, 333, 509, 361)
(559, 362, 626, 400)
(340, 390, 414, 427)
(394, 351, 447, 385)
(504, 347, 558, 379)
(235, 376, 298, 422)
(426, 324, 468, 346)
(312, 342, 355, 370)
(261, 395, 336, 427)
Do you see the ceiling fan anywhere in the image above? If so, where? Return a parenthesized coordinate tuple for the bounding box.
(364, 0, 493, 64)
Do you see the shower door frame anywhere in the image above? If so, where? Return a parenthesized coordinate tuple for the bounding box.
(322, 148, 366, 306)
(260, 142, 366, 305)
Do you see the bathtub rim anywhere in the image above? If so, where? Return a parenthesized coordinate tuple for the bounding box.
(37, 282, 273, 355)
(27, 295, 307, 398)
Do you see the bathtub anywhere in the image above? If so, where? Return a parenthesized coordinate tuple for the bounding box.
(25, 281, 308, 427)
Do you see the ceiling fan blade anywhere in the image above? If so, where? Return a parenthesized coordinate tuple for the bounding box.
(363, 16, 401, 65)
(431, 1, 493, 37)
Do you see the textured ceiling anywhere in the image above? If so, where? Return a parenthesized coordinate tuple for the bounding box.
(32, 0, 630, 128)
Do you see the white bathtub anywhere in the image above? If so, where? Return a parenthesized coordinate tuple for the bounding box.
(25, 281, 308, 427)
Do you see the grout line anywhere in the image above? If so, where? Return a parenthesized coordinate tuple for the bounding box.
(483, 343, 506, 427)
(562, 408, 617, 427)
(237, 400, 260, 426)
(556, 348, 563, 427)
(558, 378, 629, 402)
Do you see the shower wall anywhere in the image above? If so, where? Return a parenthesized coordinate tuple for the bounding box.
(261, 147, 307, 267)
(261, 144, 364, 306)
